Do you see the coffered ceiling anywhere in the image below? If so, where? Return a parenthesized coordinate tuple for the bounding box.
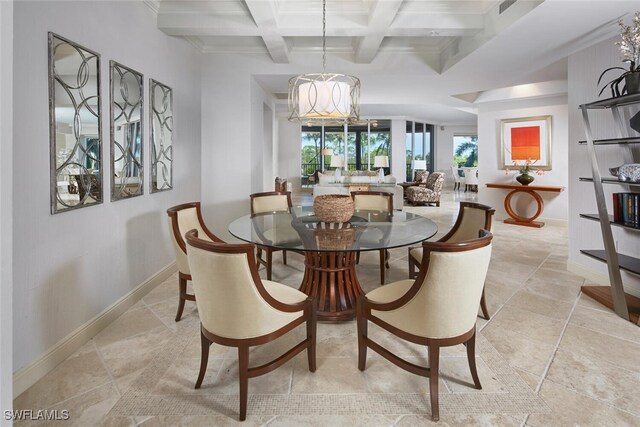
(148, 1, 638, 124)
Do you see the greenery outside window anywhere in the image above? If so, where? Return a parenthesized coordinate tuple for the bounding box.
(453, 135, 478, 167)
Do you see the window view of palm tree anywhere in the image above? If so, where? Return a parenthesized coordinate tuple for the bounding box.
(454, 135, 478, 167)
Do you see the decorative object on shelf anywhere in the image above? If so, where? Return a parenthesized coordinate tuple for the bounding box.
(288, 0, 360, 125)
(313, 194, 354, 223)
(501, 116, 552, 170)
(110, 61, 143, 201)
(48, 32, 102, 214)
(515, 173, 535, 186)
(631, 110, 640, 133)
(609, 163, 640, 182)
(150, 79, 173, 193)
(374, 155, 389, 180)
(597, 12, 640, 97)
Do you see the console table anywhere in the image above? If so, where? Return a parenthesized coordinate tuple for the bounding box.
(485, 183, 565, 228)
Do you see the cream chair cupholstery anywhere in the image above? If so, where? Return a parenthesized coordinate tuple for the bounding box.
(167, 202, 224, 322)
(357, 231, 493, 421)
(351, 191, 394, 284)
(250, 191, 294, 280)
(185, 230, 317, 421)
(408, 201, 495, 319)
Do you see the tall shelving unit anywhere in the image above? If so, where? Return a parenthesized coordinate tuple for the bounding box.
(579, 92, 640, 325)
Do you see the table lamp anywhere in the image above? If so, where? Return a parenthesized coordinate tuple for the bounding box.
(374, 155, 389, 180)
(330, 155, 345, 181)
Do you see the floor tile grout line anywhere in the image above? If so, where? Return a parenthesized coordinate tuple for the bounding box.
(479, 252, 552, 334)
(92, 339, 124, 398)
(520, 288, 583, 427)
(144, 298, 181, 333)
(41, 379, 114, 411)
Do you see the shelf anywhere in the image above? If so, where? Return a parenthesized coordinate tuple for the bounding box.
(580, 249, 640, 276)
(579, 177, 640, 187)
(581, 286, 640, 324)
(578, 136, 640, 145)
(580, 92, 640, 109)
(579, 214, 640, 231)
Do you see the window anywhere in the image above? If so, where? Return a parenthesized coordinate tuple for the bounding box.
(301, 120, 391, 187)
(405, 121, 435, 181)
(453, 135, 478, 167)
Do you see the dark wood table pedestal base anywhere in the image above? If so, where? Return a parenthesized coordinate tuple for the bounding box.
(299, 251, 363, 321)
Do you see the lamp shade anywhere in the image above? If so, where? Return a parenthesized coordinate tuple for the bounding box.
(412, 160, 427, 170)
(321, 148, 333, 155)
(330, 155, 344, 168)
(374, 155, 389, 168)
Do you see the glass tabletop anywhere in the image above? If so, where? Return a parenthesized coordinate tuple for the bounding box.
(228, 206, 438, 252)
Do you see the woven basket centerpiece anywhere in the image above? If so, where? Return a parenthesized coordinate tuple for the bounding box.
(313, 194, 355, 223)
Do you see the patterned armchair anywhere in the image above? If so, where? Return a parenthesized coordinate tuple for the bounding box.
(405, 172, 445, 206)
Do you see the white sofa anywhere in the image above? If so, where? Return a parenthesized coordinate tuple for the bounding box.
(313, 171, 404, 210)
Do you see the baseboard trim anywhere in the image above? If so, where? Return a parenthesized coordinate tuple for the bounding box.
(13, 262, 177, 397)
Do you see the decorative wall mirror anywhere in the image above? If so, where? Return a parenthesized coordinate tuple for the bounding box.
(150, 79, 173, 192)
(48, 32, 102, 214)
(110, 61, 143, 201)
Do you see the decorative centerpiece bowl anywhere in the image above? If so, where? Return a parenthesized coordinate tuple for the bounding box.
(313, 195, 354, 223)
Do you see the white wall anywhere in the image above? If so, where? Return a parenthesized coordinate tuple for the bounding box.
(568, 37, 640, 296)
(0, 1, 13, 422)
(12, 1, 202, 372)
(277, 118, 302, 190)
(477, 97, 569, 221)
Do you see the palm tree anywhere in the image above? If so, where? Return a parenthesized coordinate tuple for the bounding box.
(455, 140, 478, 167)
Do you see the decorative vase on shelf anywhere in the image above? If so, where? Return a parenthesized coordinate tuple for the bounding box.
(625, 72, 640, 95)
(516, 173, 535, 186)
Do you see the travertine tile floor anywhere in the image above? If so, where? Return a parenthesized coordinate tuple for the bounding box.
(13, 190, 640, 426)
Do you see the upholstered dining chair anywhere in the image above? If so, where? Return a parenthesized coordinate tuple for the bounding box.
(167, 202, 224, 322)
(408, 201, 495, 319)
(450, 165, 464, 191)
(185, 230, 317, 421)
(357, 231, 493, 421)
(463, 167, 479, 192)
(351, 191, 394, 284)
(250, 191, 293, 280)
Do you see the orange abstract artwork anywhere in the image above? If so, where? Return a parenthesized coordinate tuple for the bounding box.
(511, 126, 540, 160)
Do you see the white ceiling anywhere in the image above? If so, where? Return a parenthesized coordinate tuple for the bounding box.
(151, 0, 639, 124)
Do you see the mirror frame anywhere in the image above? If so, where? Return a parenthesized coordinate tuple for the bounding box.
(110, 61, 144, 201)
(48, 32, 102, 214)
(149, 79, 173, 193)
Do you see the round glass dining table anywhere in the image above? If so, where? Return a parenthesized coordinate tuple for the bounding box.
(229, 206, 437, 321)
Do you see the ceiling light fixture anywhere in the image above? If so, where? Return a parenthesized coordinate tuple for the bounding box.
(288, 0, 360, 125)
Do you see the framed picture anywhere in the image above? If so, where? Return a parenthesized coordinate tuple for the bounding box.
(500, 115, 552, 170)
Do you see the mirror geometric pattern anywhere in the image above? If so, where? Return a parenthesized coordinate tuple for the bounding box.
(49, 33, 102, 214)
(150, 79, 173, 193)
(110, 61, 143, 201)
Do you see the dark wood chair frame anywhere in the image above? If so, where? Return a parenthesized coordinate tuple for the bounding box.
(185, 230, 317, 421)
(250, 191, 294, 280)
(351, 191, 394, 284)
(408, 201, 495, 320)
(167, 202, 223, 322)
(357, 231, 492, 421)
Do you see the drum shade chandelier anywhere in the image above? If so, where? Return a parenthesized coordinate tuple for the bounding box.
(288, 0, 360, 125)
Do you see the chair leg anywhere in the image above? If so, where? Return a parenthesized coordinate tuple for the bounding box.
(466, 329, 482, 390)
(356, 251, 361, 264)
(307, 305, 317, 372)
(385, 249, 390, 269)
(480, 288, 490, 320)
(408, 253, 417, 279)
(379, 250, 385, 285)
(175, 275, 187, 322)
(356, 300, 368, 371)
(428, 344, 440, 422)
(195, 331, 211, 389)
(283, 250, 287, 265)
(238, 346, 249, 421)
(266, 249, 273, 280)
